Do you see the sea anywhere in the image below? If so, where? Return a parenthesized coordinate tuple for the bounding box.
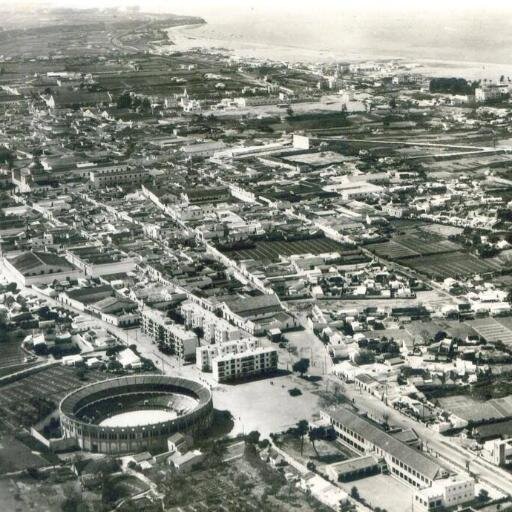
(163, 4, 512, 82)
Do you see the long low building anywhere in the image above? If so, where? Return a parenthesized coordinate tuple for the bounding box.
(321, 407, 448, 488)
(3, 250, 80, 285)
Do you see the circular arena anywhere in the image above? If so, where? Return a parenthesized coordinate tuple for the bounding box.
(59, 375, 213, 454)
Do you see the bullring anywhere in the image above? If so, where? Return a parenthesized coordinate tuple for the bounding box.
(59, 374, 213, 454)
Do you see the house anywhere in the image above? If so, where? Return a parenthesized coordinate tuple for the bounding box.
(169, 449, 204, 472)
(299, 472, 349, 509)
(122, 452, 154, 471)
(167, 433, 191, 453)
(117, 348, 143, 369)
(89, 297, 139, 327)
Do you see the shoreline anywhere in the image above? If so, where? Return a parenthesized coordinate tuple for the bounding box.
(165, 23, 512, 81)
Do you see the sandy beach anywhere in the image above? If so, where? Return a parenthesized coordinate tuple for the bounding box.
(166, 23, 512, 81)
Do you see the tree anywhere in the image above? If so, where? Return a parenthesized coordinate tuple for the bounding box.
(245, 430, 261, 445)
(141, 97, 151, 112)
(101, 477, 120, 506)
(292, 358, 310, 377)
(350, 486, 360, 500)
(354, 349, 375, 366)
(434, 331, 447, 343)
(308, 427, 325, 457)
(0, 307, 8, 327)
(117, 92, 132, 109)
(295, 419, 309, 455)
(478, 489, 490, 502)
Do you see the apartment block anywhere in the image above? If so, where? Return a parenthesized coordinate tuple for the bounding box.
(196, 337, 259, 372)
(141, 307, 198, 361)
(181, 301, 242, 344)
(212, 346, 278, 383)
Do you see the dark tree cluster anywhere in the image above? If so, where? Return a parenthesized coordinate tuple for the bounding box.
(429, 77, 478, 95)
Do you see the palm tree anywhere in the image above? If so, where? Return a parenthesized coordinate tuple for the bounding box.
(296, 419, 309, 455)
(309, 427, 322, 457)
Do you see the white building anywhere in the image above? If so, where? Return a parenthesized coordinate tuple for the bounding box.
(322, 407, 447, 488)
(413, 476, 475, 511)
(181, 301, 242, 344)
(481, 438, 512, 467)
(141, 308, 198, 361)
(196, 337, 259, 372)
(212, 346, 278, 383)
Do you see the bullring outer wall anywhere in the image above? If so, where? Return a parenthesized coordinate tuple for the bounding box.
(59, 374, 213, 454)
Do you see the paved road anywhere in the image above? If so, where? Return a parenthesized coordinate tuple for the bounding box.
(317, 136, 504, 152)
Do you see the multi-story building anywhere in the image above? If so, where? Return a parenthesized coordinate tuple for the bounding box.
(181, 301, 242, 344)
(212, 346, 278, 383)
(221, 294, 296, 335)
(413, 476, 475, 512)
(196, 337, 258, 372)
(475, 84, 508, 103)
(89, 165, 146, 187)
(322, 408, 447, 488)
(141, 308, 198, 361)
(481, 438, 512, 467)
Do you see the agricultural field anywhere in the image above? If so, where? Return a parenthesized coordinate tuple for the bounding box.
(0, 365, 105, 430)
(0, 339, 29, 371)
(400, 252, 502, 279)
(367, 232, 462, 260)
(437, 394, 512, 423)
(220, 237, 363, 264)
(367, 240, 420, 259)
(469, 318, 512, 347)
(394, 235, 461, 255)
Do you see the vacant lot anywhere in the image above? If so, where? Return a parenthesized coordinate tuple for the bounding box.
(339, 473, 413, 512)
(212, 372, 321, 438)
(281, 151, 351, 167)
(220, 237, 361, 264)
(163, 447, 330, 512)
